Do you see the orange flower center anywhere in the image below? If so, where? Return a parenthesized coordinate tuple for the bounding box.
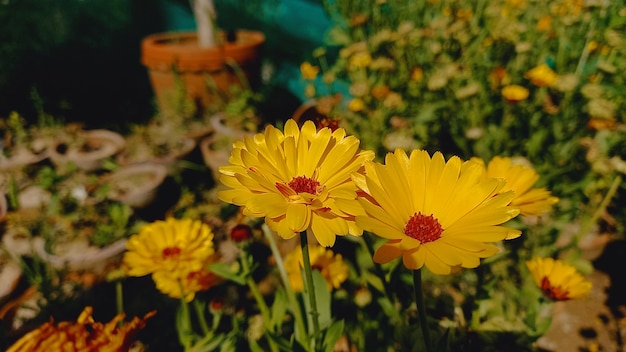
(289, 176, 321, 195)
(162, 246, 181, 259)
(540, 277, 570, 300)
(404, 212, 443, 244)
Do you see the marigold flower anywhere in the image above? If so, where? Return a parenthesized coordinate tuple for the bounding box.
(218, 119, 375, 247)
(525, 64, 558, 87)
(537, 15, 552, 32)
(481, 156, 559, 216)
(489, 66, 509, 90)
(7, 306, 155, 352)
(153, 264, 221, 302)
(349, 52, 372, 69)
(410, 67, 424, 82)
(123, 218, 215, 278)
(501, 85, 530, 103)
(346, 149, 521, 275)
(300, 62, 320, 80)
(284, 245, 349, 291)
(348, 98, 365, 112)
(526, 257, 592, 300)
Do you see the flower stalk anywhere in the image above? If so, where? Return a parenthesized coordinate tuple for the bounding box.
(300, 232, 321, 344)
(413, 269, 432, 352)
(263, 225, 308, 348)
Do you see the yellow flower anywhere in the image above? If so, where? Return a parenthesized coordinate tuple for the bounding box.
(153, 263, 221, 302)
(218, 119, 375, 247)
(300, 62, 320, 80)
(410, 67, 423, 82)
(284, 245, 349, 292)
(348, 98, 366, 112)
(526, 257, 592, 301)
(455, 9, 472, 21)
(501, 85, 530, 103)
(482, 156, 559, 216)
(525, 64, 558, 87)
(346, 149, 521, 275)
(7, 306, 155, 352)
(349, 52, 372, 69)
(123, 218, 215, 278)
(537, 15, 552, 32)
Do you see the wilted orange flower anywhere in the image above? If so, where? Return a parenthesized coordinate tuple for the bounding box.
(284, 245, 349, 292)
(525, 64, 558, 87)
(501, 85, 530, 103)
(526, 257, 592, 301)
(7, 306, 155, 352)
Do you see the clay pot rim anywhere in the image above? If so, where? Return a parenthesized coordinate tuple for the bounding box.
(141, 30, 265, 71)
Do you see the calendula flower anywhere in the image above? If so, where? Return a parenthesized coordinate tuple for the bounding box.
(300, 62, 320, 80)
(526, 257, 592, 300)
(346, 149, 521, 275)
(501, 85, 530, 103)
(537, 15, 552, 31)
(218, 119, 375, 247)
(489, 66, 509, 90)
(153, 263, 221, 302)
(525, 64, 558, 87)
(7, 306, 155, 352)
(349, 52, 372, 69)
(123, 218, 215, 278)
(481, 156, 559, 216)
(284, 245, 349, 291)
(410, 67, 424, 82)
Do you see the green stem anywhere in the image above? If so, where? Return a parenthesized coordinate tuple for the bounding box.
(179, 296, 193, 351)
(262, 225, 309, 348)
(241, 249, 279, 352)
(413, 269, 432, 352)
(115, 280, 124, 327)
(300, 232, 320, 345)
(362, 235, 393, 300)
(193, 300, 210, 336)
(575, 174, 622, 243)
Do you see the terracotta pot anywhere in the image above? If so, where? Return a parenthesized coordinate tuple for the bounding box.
(106, 163, 168, 208)
(141, 30, 265, 113)
(49, 129, 126, 172)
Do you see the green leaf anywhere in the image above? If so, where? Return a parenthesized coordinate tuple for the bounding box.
(188, 332, 229, 352)
(301, 269, 332, 331)
(208, 262, 246, 285)
(322, 320, 345, 352)
(271, 286, 288, 329)
(267, 331, 308, 352)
